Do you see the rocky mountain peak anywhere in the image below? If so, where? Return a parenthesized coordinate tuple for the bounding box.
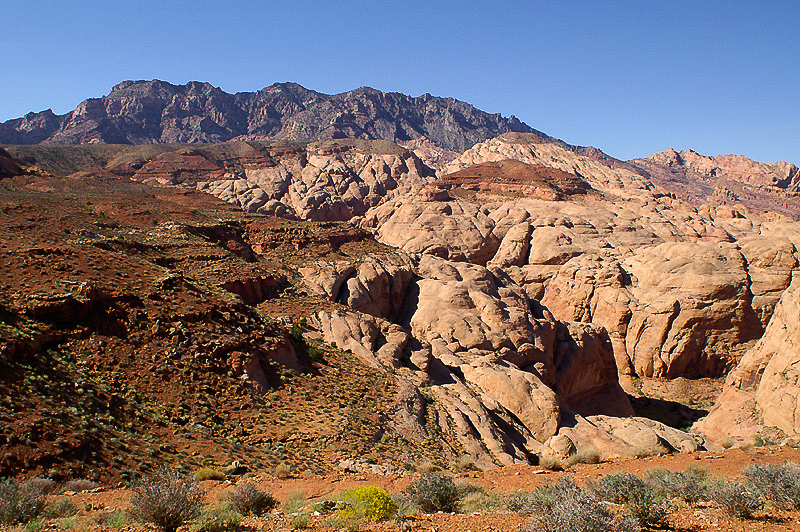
(0, 80, 536, 152)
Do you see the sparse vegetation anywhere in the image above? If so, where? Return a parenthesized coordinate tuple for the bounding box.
(128, 468, 204, 532)
(225, 483, 278, 516)
(0, 479, 48, 526)
(404, 471, 462, 513)
(721, 437, 735, 449)
(524, 477, 640, 532)
(646, 465, 711, 505)
(565, 448, 602, 466)
(192, 504, 242, 532)
(742, 462, 800, 510)
(712, 480, 763, 518)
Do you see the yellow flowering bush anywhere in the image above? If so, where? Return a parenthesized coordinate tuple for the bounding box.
(338, 486, 397, 522)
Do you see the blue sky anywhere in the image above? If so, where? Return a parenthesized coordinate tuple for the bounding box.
(2, 0, 798, 163)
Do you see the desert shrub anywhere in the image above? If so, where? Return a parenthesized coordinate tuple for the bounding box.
(592, 472, 648, 505)
(107, 510, 128, 528)
(338, 486, 397, 522)
(26, 478, 57, 495)
(591, 472, 669, 528)
(24, 517, 44, 531)
(458, 485, 501, 513)
(390, 493, 418, 520)
(191, 504, 241, 532)
(274, 463, 292, 479)
(712, 480, 763, 519)
(624, 483, 671, 528)
(565, 448, 602, 466)
(646, 466, 711, 505)
(538, 455, 562, 471)
(290, 512, 309, 529)
(631, 443, 669, 458)
(195, 468, 225, 481)
(404, 472, 462, 513)
(128, 468, 204, 532)
(63, 479, 97, 492)
(502, 491, 536, 515)
(525, 477, 640, 532)
(720, 437, 735, 449)
(415, 460, 438, 474)
(453, 454, 477, 472)
(742, 462, 800, 510)
(225, 483, 277, 516)
(0, 478, 48, 525)
(284, 489, 307, 514)
(45, 498, 79, 518)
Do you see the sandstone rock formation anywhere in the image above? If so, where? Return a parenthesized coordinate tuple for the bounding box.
(632, 148, 800, 219)
(694, 274, 800, 443)
(300, 249, 703, 465)
(0, 80, 537, 152)
(363, 133, 800, 379)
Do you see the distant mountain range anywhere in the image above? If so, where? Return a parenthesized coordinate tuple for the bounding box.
(0, 80, 538, 152)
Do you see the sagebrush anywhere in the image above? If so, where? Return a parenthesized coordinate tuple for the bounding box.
(128, 468, 204, 532)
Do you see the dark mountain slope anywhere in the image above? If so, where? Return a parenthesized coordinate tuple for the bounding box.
(0, 80, 538, 152)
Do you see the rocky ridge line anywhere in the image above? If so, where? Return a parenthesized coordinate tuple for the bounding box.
(0, 80, 537, 152)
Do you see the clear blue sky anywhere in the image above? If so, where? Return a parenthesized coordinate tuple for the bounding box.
(2, 0, 798, 163)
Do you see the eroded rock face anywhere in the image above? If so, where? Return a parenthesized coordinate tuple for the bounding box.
(300, 250, 692, 466)
(197, 146, 435, 221)
(363, 198, 500, 264)
(695, 275, 800, 442)
(365, 133, 800, 379)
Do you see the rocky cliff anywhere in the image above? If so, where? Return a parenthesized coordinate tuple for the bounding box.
(0, 80, 537, 152)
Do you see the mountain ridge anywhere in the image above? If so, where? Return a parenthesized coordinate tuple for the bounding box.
(0, 80, 539, 152)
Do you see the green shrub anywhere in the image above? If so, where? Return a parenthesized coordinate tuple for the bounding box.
(0, 478, 48, 525)
(225, 483, 277, 516)
(107, 510, 128, 528)
(290, 512, 309, 529)
(742, 462, 800, 510)
(404, 472, 462, 513)
(128, 468, 204, 532)
(191, 504, 241, 532)
(712, 480, 762, 519)
(195, 468, 226, 481)
(338, 486, 397, 522)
